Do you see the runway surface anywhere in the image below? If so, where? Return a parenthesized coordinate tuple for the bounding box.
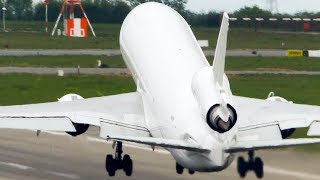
(0, 127, 319, 180)
(0, 67, 318, 76)
(0, 49, 286, 57)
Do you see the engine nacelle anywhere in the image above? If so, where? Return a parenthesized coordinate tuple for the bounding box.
(58, 94, 90, 137)
(266, 92, 293, 104)
(266, 92, 295, 138)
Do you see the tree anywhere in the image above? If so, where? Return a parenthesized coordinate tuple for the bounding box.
(127, 0, 187, 12)
(4, 0, 33, 20)
(233, 6, 272, 18)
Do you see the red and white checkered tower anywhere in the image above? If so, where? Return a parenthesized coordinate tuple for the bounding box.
(51, 0, 96, 37)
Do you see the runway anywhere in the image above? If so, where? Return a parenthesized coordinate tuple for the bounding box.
(0, 67, 318, 75)
(0, 127, 319, 180)
(0, 49, 286, 57)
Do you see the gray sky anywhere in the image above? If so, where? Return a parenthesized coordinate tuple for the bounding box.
(32, 0, 319, 14)
(186, 0, 320, 14)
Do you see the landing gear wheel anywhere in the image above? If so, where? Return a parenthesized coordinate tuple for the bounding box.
(237, 156, 247, 178)
(188, 170, 195, 175)
(106, 155, 116, 177)
(123, 154, 133, 176)
(254, 157, 264, 179)
(237, 151, 264, 179)
(176, 163, 184, 174)
(105, 142, 134, 177)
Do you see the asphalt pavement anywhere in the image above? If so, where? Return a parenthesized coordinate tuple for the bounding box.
(0, 127, 319, 180)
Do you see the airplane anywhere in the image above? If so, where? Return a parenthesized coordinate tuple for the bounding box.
(1, 2, 320, 179)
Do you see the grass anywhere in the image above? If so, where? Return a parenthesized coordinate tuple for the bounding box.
(225, 56, 320, 71)
(0, 74, 135, 105)
(2, 56, 320, 72)
(0, 21, 319, 49)
(0, 73, 319, 151)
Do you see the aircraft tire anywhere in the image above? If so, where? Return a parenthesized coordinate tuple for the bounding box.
(237, 156, 247, 178)
(254, 157, 264, 179)
(176, 163, 184, 174)
(106, 155, 116, 177)
(123, 154, 133, 176)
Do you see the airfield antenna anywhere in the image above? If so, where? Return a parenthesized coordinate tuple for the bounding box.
(51, 0, 96, 37)
(266, 0, 279, 14)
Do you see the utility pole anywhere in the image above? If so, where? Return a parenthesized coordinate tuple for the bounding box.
(266, 0, 279, 14)
(1, 0, 6, 32)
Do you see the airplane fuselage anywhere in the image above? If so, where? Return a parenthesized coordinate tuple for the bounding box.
(120, 3, 236, 171)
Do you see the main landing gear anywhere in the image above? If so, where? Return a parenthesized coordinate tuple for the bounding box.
(237, 151, 263, 179)
(105, 142, 133, 177)
(176, 162, 195, 175)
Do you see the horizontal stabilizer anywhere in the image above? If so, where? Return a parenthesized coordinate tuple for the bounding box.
(225, 138, 320, 153)
(107, 136, 210, 153)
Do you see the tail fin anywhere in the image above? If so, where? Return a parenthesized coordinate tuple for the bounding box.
(213, 12, 229, 86)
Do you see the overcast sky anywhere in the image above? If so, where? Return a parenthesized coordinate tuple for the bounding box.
(186, 0, 319, 14)
(32, 0, 319, 14)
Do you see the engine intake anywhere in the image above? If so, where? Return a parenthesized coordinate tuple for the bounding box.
(206, 104, 237, 133)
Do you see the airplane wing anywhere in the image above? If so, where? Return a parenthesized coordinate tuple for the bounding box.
(0, 92, 151, 138)
(0, 91, 212, 152)
(228, 95, 320, 152)
(107, 135, 210, 153)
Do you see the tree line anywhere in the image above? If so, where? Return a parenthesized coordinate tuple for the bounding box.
(0, 0, 319, 27)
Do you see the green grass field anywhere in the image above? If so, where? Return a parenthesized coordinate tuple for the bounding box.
(0, 21, 319, 49)
(2, 56, 320, 72)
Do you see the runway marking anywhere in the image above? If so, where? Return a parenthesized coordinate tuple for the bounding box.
(0, 161, 32, 170)
(46, 171, 80, 179)
(264, 165, 320, 180)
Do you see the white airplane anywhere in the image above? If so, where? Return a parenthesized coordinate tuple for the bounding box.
(1, 2, 320, 178)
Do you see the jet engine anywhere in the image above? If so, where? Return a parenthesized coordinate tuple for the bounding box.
(58, 94, 90, 137)
(266, 92, 295, 138)
(206, 104, 237, 133)
(192, 67, 238, 133)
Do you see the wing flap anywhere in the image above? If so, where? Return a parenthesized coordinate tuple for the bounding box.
(0, 116, 76, 132)
(225, 138, 320, 153)
(106, 136, 210, 153)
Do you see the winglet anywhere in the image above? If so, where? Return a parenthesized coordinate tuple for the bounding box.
(213, 12, 229, 86)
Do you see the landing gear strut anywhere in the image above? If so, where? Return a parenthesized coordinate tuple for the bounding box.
(105, 142, 133, 177)
(176, 162, 195, 175)
(237, 151, 263, 179)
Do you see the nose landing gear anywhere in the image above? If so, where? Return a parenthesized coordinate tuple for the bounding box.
(237, 151, 264, 179)
(105, 142, 133, 177)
